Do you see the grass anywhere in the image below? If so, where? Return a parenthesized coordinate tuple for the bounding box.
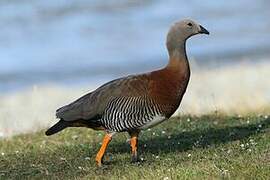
(0, 114, 270, 179)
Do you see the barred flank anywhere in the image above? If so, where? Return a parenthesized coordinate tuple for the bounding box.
(101, 96, 162, 132)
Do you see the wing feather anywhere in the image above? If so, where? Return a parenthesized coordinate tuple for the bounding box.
(56, 74, 150, 121)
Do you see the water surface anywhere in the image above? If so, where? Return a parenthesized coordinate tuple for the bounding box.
(0, 0, 270, 92)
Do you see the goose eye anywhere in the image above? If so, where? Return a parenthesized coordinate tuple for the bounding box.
(187, 23, 193, 27)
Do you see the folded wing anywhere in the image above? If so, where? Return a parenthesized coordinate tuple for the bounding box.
(56, 74, 150, 121)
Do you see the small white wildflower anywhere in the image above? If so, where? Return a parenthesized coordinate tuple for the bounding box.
(167, 135, 171, 139)
(187, 118, 190, 122)
(140, 157, 144, 161)
(240, 144, 245, 148)
(162, 130, 166, 134)
(247, 120, 250, 124)
(147, 128, 151, 131)
(152, 132, 156, 136)
(187, 153, 191, 157)
(15, 150, 19, 154)
(258, 124, 262, 128)
(249, 139, 257, 146)
(78, 166, 82, 170)
(143, 144, 147, 147)
(60, 157, 66, 161)
(264, 115, 268, 119)
(177, 142, 180, 145)
(247, 149, 252, 152)
(155, 156, 159, 159)
(163, 177, 169, 180)
(1, 152, 4, 156)
(72, 135, 78, 140)
(222, 169, 229, 175)
(85, 157, 90, 160)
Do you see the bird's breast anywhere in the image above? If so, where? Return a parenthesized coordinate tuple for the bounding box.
(148, 68, 190, 117)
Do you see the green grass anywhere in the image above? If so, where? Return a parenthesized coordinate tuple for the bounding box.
(1, 114, 270, 179)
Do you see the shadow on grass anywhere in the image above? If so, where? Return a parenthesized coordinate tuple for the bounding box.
(110, 117, 270, 155)
(3, 117, 270, 178)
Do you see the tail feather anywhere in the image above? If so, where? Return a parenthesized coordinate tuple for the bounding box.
(45, 119, 69, 136)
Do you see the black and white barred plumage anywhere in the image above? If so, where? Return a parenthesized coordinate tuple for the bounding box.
(101, 96, 164, 132)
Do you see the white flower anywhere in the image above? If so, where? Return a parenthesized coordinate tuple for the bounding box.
(1, 152, 4, 156)
(187, 153, 191, 157)
(222, 169, 229, 175)
(163, 177, 169, 180)
(72, 135, 78, 140)
(143, 144, 147, 147)
(240, 144, 245, 148)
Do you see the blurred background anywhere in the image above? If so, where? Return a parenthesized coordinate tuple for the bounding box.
(1, 0, 270, 137)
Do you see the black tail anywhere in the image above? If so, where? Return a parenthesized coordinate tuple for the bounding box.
(45, 119, 69, 136)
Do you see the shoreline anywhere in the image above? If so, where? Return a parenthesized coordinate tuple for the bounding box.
(1, 61, 270, 137)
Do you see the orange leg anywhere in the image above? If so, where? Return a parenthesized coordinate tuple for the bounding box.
(95, 133, 113, 167)
(129, 131, 140, 162)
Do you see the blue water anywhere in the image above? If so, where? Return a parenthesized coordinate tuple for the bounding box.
(0, 0, 270, 92)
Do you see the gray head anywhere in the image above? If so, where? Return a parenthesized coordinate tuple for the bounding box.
(166, 19, 209, 55)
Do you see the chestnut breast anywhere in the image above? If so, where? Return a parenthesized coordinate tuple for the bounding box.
(148, 65, 190, 118)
